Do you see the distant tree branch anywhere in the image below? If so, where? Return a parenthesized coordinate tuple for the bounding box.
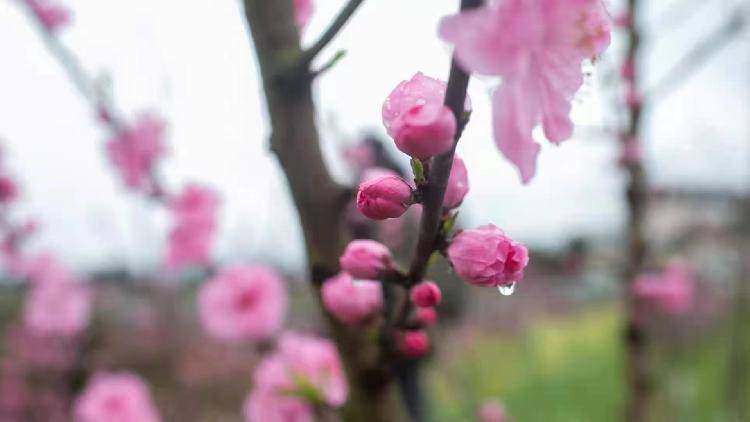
(646, 10, 746, 102)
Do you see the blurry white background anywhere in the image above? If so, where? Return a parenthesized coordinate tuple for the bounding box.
(0, 0, 748, 274)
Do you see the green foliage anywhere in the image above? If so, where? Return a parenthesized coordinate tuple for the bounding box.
(428, 307, 730, 422)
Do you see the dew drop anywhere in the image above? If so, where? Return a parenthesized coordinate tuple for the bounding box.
(497, 282, 516, 296)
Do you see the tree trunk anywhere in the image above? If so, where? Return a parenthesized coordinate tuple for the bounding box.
(241, 1, 406, 421)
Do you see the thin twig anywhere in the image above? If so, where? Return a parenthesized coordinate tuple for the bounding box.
(298, 0, 365, 66)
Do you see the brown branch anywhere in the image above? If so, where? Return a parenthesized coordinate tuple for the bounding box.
(299, 0, 366, 66)
(622, 1, 651, 421)
(242, 1, 406, 421)
(646, 10, 746, 103)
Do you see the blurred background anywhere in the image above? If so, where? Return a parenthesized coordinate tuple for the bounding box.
(1, 0, 749, 420)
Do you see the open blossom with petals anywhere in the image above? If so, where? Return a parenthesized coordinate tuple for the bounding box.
(478, 399, 508, 422)
(294, 0, 314, 33)
(382, 73, 458, 160)
(199, 265, 287, 341)
(443, 156, 469, 208)
(447, 224, 529, 287)
(165, 184, 219, 270)
(107, 113, 166, 192)
(440, 0, 611, 183)
(23, 267, 90, 337)
(356, 175, 413, 220)
(74, 372, 161, 422)
(322, 272, 383, 324)
(339, 239, 395, 280)
(244, 332, 347, 421)
(410, 281, 442, 308)
(24, 0, 70, 32)
(633, 260, 694, 314)
(399, 330, 430, 358)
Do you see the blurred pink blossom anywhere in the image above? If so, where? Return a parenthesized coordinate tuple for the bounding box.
(382, 72, 458, 160)
(357, 175, 413, 220)
(294, 0, 314, 33)
(633, 260, 694, 314)
(447, 224, 528, 288)
(165, 184, 219, 270)
(443, 156, 469, 209)
(199, 265, 287, 342)
(24, 0, 70, 32)
(478, 399, 508, 422)
(339, 239, 395, 280)
(73, 372, 161, 422)
(322, 272, 383, 325)
(106, 113, 166, 192)
(23, 269, 91, 337)
(440, 0, 611, 183)
(244, 332, 347, 421)
(0, 175, 18, 203)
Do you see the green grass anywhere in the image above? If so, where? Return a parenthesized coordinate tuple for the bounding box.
(428, 307, 731, 421)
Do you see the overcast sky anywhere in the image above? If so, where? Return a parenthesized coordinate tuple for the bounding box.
(0, 0, 748, 275)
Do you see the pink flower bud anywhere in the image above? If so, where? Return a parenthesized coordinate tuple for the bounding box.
(322, 273, 383, 325)
(416, 307, 437, 326)
(620, 60, 635, 83)
(443, 156, 469, 209)
(447, 224, 529, 287)
(293, 0, 313, 33)
(410, 281, 442, 308)
(356, 175, 413, 220)
(382, 73, 457, 160)
(339, 240, 394, 280)
(399, 330, 430, 358)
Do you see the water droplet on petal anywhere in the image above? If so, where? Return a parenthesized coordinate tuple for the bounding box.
(497, 282, 516, 296)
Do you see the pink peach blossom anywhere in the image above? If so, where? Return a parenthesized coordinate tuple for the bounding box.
(440, 0, 611, 183)
(633, 260, 694, 314)
(382, 73, 457, 160)
(410, 281, 442, 308)
(106, 113, 165, 192)
(23, 269, 90, 337)
(443, 156, 469, 208)
(165, 184, 219, 270)
(356, 175, 413, 220)
(73, 372, 161, 422)
(322, 272, 383, 325)
(198, 265, 287, 342)
(339, 239, 395, 280)
(447, 224, 529, 287)
(244, 332, 347, 421)
(24, 0, 70, 32)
